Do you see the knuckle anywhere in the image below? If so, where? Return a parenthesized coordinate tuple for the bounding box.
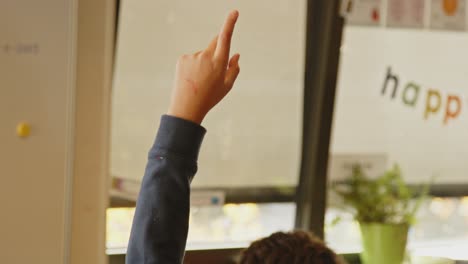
(214, 58, 227, 67)
(177, 55, 187, 63)
(200, 51, 211, 60)
(215, 64, 225, 73)
(177, 54, 194, 66)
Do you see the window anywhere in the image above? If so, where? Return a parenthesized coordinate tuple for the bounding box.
(327, 1, 468, 260)
(109, 0, 306, 252)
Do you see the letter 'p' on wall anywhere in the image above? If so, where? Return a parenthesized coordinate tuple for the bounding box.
(445, 95, 462, 124)
(425, 89, 442, 120)
(424, 90, 462, 124)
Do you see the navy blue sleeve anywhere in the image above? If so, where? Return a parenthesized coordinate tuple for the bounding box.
(126, 115, 206, 264)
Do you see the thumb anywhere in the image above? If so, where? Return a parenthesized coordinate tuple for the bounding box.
(224, 53, 240, 90)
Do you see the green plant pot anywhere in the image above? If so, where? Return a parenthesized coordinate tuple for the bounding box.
(359, 223, 409, 264)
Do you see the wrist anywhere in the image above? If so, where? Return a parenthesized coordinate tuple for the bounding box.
(167, 106, 205, 125)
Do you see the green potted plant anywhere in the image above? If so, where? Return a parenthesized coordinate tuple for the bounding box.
(334, 164, 429, 264)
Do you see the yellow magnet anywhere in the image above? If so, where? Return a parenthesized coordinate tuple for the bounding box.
(16, 122, 31, 138)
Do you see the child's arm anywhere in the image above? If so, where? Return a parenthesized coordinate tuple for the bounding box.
(126, 10, 240, 264)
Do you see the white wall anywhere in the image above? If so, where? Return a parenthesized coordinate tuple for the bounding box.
(71, 0, 115, 263)
(0, 0, 114, 263)
(0, 1, 76, 262)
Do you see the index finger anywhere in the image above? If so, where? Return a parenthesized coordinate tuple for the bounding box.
(215, 10, 239, 62)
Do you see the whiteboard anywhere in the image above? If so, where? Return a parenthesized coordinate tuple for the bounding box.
(331, 26, 468, 184)
(0, 0, 75, 262)
(111, 0, 305, 188)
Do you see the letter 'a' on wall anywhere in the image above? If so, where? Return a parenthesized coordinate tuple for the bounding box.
(111, 0, 306, 189)
(331, 26, 468, 184)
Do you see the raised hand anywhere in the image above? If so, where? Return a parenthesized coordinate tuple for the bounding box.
(167, 10, 240, 124)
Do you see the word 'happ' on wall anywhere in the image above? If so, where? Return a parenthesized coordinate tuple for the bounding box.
(381, 67, 463, 125)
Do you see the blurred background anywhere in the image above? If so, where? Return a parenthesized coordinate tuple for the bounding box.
(1, 0, 468, 263)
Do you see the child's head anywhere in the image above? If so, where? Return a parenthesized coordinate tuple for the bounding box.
(240, 231, 345, 264)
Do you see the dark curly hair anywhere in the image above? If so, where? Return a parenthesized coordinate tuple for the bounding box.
(239, 231, 345, 264)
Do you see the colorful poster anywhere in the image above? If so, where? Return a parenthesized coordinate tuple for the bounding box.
(430, 0, 466, 30)
(387, 0, 425, 28)
(347, 0, 382, 26)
